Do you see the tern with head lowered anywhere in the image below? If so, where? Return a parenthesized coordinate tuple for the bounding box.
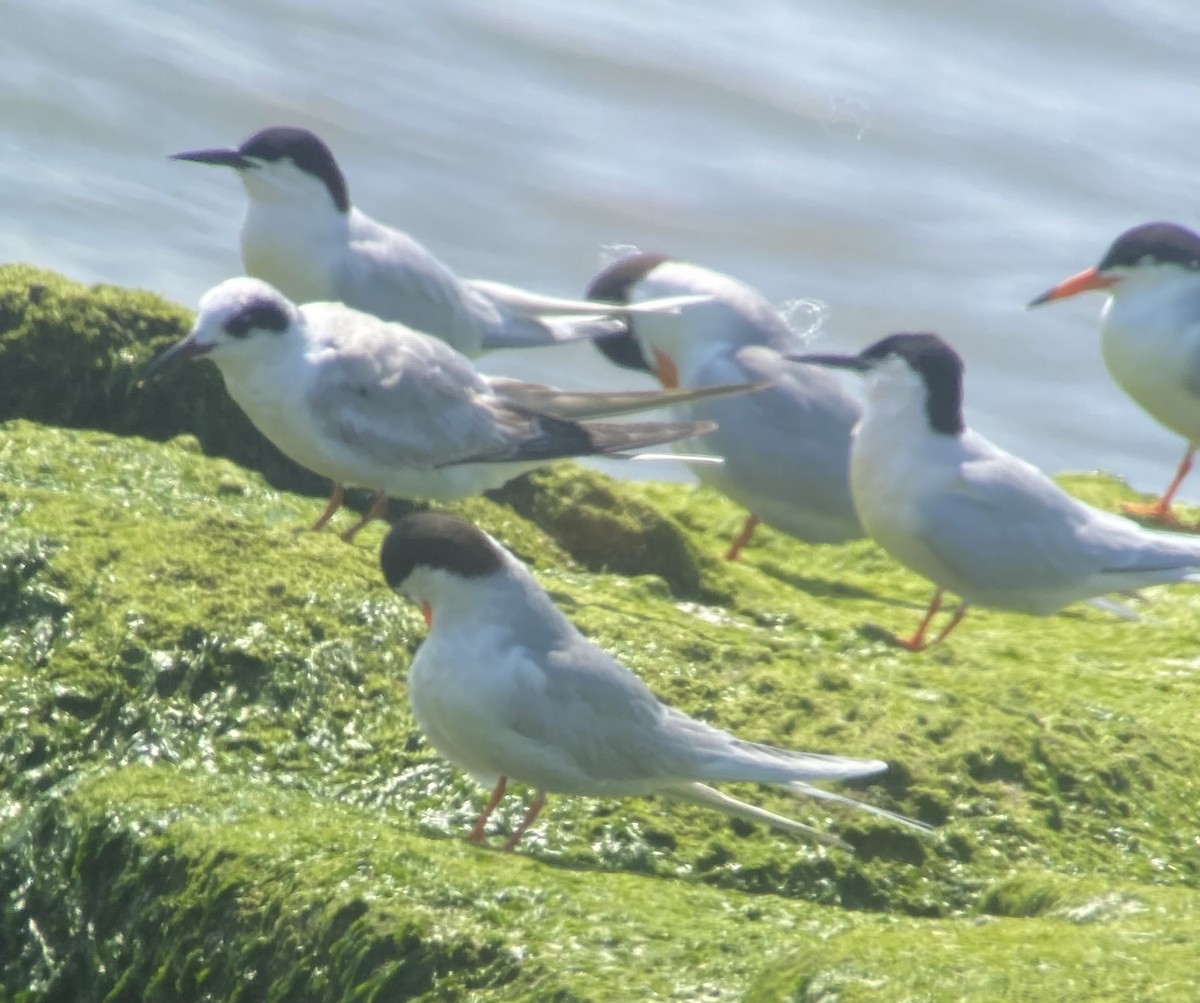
(1029, 221, 1200, 528)
(587, 252, 863, 560)
(171, 126, 701, 356)
(380, 511, 930, 851)
(796, 333, 1200, 651)
(143, 278, 755, 540)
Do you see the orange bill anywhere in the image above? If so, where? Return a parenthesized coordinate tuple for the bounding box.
(651, 347, 679, 388)
(1027, 267, 1118, 307)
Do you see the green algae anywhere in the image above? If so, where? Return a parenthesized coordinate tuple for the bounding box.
(2, 267, 1200, 1000)
(746, 876, 1200, 1002)
(0, 262, 329, 501)
(4, 420, 1200, 1001)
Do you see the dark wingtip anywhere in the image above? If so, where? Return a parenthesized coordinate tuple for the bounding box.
(380, 513, 504, 589)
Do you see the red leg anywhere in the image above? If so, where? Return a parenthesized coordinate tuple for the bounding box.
(501, 790, 547, 852)
(930, 602, 970, 647)
(1123, 446, 1194, 527)
(340, 490, 389, 543)
(309, 482, 345, 531)
(892, 589, 944, 651)
(723, 514, 761, 561)
(467, 776, 507, 844)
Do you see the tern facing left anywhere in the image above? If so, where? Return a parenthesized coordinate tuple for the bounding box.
(380, 512, 930, 851)
(797, 333, 1200, 651)
(172, 126, 695, 357)
(144, 278, 749, 540)
(1029, 221, 1200, 527)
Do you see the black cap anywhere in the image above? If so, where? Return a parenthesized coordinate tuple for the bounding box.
(380, 513, 504, 590)
(238, 126, 350, 214)
(1097, 222, 1200, 273)
(858, 333, 964, 436)
(174, 126, 350, 214)
(584, 252, 672, 373)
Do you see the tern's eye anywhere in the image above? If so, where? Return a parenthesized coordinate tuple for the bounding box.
(225, 301, 289, 339)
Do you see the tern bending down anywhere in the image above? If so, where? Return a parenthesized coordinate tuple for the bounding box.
(587, 253, 863, 560)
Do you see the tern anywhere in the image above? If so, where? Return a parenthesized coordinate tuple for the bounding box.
(1029, 221, 1200, 528)
(143, 278, 754, 540)
(380, 511, 930, 850)
(171, 126, 698, 356)
(796, 332, 1200, 650)
(587, 252, 863, 560)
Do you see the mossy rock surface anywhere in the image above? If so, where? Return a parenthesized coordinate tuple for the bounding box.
(2, 267, 1200, 1001)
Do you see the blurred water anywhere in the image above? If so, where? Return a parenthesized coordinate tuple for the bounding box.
(4, 0, 1200, 496)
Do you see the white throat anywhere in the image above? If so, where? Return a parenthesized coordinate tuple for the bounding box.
(858, 358, 938, 442)
(239, 170, 350, 303)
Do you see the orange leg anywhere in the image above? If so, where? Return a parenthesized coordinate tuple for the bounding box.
(892, 589, 944, 651)
(1122, 446, 1194, 528)
(502, 789, 547, 852)
(309, 481, 345, 531)
(723, 514, 761, 561)
(467, 776, 508, 844)
(340, 490, 389, 543)
(929, 602, 970, 647)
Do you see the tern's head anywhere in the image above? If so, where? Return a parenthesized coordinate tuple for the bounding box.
(793, 333, 964, 436)
(585, 252, 672, 378)
(141, 278, 299, 382)
(587, 254, 799, 388)
(172, 126, 350, 215)
(380, 513, 508, 625)
(1028, 222, 1200, 308)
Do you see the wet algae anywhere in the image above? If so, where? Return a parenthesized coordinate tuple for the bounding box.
(2, 267, 1200, 1001)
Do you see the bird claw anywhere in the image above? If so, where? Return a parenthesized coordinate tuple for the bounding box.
(1120, 499, 1191, 530)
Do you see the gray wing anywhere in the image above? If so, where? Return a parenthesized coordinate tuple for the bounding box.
(506, 642, 702, 785)
(338, 213, 494, 352)
(302, 309, 528, 467)
(683, 348, 861, 535)
(504, 635, 882, 787)
(1172, 286, 1200, 397)
(916, 435, 1200, 592)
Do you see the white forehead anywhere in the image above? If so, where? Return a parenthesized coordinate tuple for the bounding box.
(197, 277, 288, 321)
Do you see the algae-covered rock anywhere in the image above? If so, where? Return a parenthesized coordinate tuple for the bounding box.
(493, 464, 711, 598)
(2, 268, 1200, 1001)
(0, 262, 328, 498)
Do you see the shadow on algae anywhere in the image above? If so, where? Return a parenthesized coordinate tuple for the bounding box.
(1, 264, 1199, 1001)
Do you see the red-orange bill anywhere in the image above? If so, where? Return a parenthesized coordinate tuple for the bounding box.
(652, 347, 679, 389)
(1027, 267, 1118, 307)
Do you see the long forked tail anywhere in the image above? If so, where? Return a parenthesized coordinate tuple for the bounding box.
(665, 782, 852, 849)
(663, 779, 932, 849)
(470, 278, 709, 318)
(787, 782, 934, 835)
(488, 376, 766, 421)
(471, 279, 710, 350)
